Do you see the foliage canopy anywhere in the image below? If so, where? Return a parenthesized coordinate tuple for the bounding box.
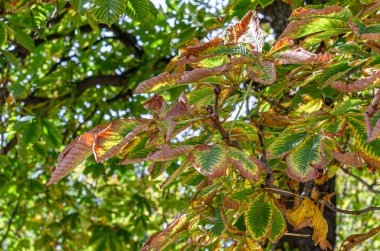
(1, 0, 380, 250)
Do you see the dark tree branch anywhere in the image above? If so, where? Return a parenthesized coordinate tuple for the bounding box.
(0, 137, 17, 155)
(0, 197, 21, 247)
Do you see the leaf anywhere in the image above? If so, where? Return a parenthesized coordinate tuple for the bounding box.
(279, 6, 349, 40)
(13, 28, 35, 52)
(125, 0, 150, 21)
(227, 147, 261, 181)
(187, 144, 227, 178)
(295, 98, 323, 114)
(21, 119, 41, 145)
(286, 198, 315, 230)
(47, 123, 110, 186)
(147, 144, 195, 161)
(223, 121, 258, 142)
(331, 70, 380, 93)
(3, 51, 20, 70)
(267, 128, 307, 158)
(42, 119, 62, 148)
(268, 37, 295, 55)
(340, 226, 380, 251)
(286, 134, 322, 182)
(0, 22, 7, 45)
(276, 47, 332, 65)
(245, 193, 273, 241)
(141, 214, 199, 251)
(179, 38, 223, 60)
(268, 201, 287, 242)
(164, 93, 190, 119)
(331, 151, 364, 167)
(90, 0, 125, 26)
(249, 60, 276, 85)
(346, 116, 380, 168)
(236, 11, 264, 53)
(160, 161, 189, 189)
(260, 112, 305, 127)
(143, 95, 167, 115)
(311, 206, 332, 250)
(331, 99, 364, 115)
(134, 72, 182, 94)
(349, 17, 380, 41)
(93, 119, 146, 162)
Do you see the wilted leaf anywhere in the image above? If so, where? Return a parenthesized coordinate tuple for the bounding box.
(349, 17, 380, 41)
(331, 70, 380, 92)
(268, 37, 295, 55)
(276, 47, 332, 65)
(331, 151, 364, 167)
(93, 119, 147, 162)
(47, 123, 110, 186)
(147, 144, 195, 161)
(164, 93, 190, 119)
(312, 207, 332, 250)
(143, 95, 167, 115)
(249, 60, 276, 85)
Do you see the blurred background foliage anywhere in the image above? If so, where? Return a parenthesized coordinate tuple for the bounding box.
(0, 0, 378, 250)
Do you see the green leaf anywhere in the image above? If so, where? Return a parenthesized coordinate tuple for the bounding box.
(187, 87, 215, 110)
(125, 0, 151, 21)
(259, 0, 274, 8)
(134, 72, 183, 94)
(350, 17, 380, 41)
(249, 60, 276, 85)
(0, 22, 7, 45)
(189, 144, 227, 177)
(3, 51, 20, 70)
(269, 201, 287, 242)
(268, 128, 307, 157)
(21, 119, 41, 145)
(90, 0, 125, 26)
(13, 29, 35, 52)
(42, 120, 62, 148)
(228, 147, 261, 181)
(331, 99, 364, 115)
(286, 134, 322, 182)
(245, 193, 273, 241)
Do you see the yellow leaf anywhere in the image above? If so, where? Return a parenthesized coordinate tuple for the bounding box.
(286, 198, 315, 230)
(312, 209, 332, 250)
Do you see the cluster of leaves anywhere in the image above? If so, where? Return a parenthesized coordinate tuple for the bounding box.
(47, 3, 380, 250)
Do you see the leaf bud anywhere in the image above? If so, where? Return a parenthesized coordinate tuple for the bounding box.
(214, 85, 221, 96)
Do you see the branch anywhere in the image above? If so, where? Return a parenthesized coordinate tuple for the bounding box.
(0, 197, 21, 247)
(208, 86, 241, 150)
(258, 124, 273, 187)
(0, 137, 17, 155)
(339, 167, 380, 194)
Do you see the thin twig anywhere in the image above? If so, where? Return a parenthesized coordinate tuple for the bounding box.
(339, 167, 380, 194)
(257, 125, 273, 187)
(0, 198, 21, 247)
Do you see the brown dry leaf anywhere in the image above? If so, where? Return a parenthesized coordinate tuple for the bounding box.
(331, 151, 365, 167)
(331, 70, 380, 93)
(147, 144, 195, 161)
(340, 226, 380, 251)
(164, 92, 190, 119)
(311, 187, 319, 201)
(268, 37, 295, 55)
(180, 38, 223, 59)
(143, 95, 167, 115)
(365, 89, 380, 142)
(276, 47, 332, 65)
(312, 208, 332, 250)
(178, 64, 229, 84)
(47, 123, 110, 186)
(368, 120, 380, 143)
(236, 11, 264, 53)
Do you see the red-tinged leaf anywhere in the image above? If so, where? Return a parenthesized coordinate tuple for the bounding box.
(177, 64, 230, 84)
(47, 123, 110, 186)
(134, 72, 182, 94)
(141, 214, 199, 251)
(330, 70, 380, 92)
(93, 119, 147, 162)
(164, 93, 190, 119)
(249, 60, 276, 85)
(268, 37, 295, 55)
(291, 6, 344, 19)
(237, 11, 264, 53)
(368, 120, 380, 143)
(349, 18, 380, 41)
(276, 47, 332, 65)
(147, 144, 195, 161)
(331, 151, 365, 167)
(187, 144, 227, 178)
(180, 38, 223, 59)
(227, 147, 262, 181)
(143, 95, 167, 115)
(225, 10, 264, 53)
(118, 157, 145, 165)
(96, 124, 148, 162)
